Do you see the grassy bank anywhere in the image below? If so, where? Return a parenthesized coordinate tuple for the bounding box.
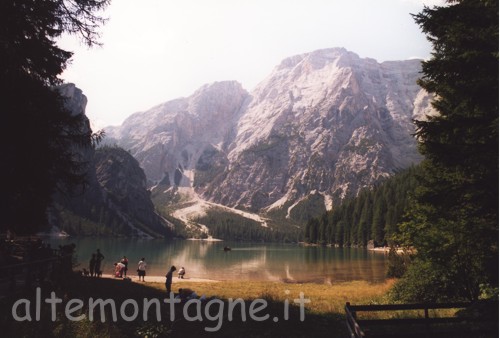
(153, 279, 395, 314)
(0, 275, 394, 337)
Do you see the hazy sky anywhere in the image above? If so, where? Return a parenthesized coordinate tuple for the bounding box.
(58, 0, 444, 128)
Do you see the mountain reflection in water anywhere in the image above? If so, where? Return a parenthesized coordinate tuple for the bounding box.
(48, 238, 387, 283)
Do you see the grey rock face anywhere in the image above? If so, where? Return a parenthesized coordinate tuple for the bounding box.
(107, 81, 249, 184)
(52, 84, 172, 237)
(107, 48, 431, 215)
(93, 146, 169, 236)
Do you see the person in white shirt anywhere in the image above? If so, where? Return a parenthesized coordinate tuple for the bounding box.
(138, 258, 147, 281)
(178, 266, 186, 279)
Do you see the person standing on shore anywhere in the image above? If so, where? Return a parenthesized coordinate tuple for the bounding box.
(138, 258, 147, 282)
(95, 249, 104, 277)
(121, 256, 129, 277)
(89, 253, 96, 277)
(165, 265, 176, 294)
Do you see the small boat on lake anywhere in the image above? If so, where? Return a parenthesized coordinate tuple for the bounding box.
(223, 246, 231, 252)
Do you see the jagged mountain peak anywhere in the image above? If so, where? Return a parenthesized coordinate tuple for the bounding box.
(275, 47, 358, 71)
(229, 48, 424, 160)
(105, 80, 249, 181)
(107, 80, 247, 141)
(107, 47, 432, 225)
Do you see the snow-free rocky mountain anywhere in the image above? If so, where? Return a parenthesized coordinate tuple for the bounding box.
(50, 84, 173, 238)
(106, 48, 433, 227)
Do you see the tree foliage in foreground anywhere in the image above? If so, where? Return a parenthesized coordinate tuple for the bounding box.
(392, 0, 498, 302)
(0, 0, 110, 235)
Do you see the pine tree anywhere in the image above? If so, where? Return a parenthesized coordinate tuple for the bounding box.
(395, 0, 498, 301)
(1, 1, 109, 234)
(371, 194, 386, 246)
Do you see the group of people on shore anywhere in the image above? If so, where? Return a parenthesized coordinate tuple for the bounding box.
(88, 251, 187, 287)
(87, 251, 200, 299)
(114, 256, 129, 278)
(87, 249, 104, 277)
(113, 256, 143, 280)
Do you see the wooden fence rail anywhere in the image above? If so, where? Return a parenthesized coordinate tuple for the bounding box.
(345, 301, 496, 338)
(0, 247, 74, 299)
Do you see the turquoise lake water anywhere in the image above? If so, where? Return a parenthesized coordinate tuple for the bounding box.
(48, 237, 387, 283)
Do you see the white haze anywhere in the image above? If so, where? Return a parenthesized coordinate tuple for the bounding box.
(58, 0, 445, 128)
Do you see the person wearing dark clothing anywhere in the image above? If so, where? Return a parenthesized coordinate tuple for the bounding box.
(177, 288, 198, 300)
(89, 253, 96, 277)
(121, 256, 129, 277)
(95, 249, 104, 277)
(165, 265, 176, 294)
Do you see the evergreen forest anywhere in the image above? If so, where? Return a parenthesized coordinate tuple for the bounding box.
(304, 166, 420, 247)
(197, 208, 300, 242)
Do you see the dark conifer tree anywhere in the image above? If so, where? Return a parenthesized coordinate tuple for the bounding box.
(395, 0, 498, 301)
(371, 193, 386, 245)
(0, 1, 109, 234)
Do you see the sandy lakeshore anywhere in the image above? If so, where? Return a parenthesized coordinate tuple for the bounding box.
(101, 274, 219, 284)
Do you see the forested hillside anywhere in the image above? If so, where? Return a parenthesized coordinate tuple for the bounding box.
(53, 146, 174, 238)
(196, 208, 299, 242)
(304, 166, 420, 247)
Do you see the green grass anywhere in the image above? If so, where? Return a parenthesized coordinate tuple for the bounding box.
(151, 279, 395, 315)
(0, 275, 394, 337)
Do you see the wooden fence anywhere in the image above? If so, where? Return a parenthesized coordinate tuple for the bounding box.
(0, 243, 74, 298)
(345, 301, 497, 338)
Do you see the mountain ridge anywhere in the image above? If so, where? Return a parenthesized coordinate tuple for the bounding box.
(105, 47, 432, 230)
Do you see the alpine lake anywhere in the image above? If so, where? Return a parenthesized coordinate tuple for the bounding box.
(47, 237, 388, 283)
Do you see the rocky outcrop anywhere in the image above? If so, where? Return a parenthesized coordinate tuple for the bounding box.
(93, 146, 169, 236)
(51, 84, 173, 238)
